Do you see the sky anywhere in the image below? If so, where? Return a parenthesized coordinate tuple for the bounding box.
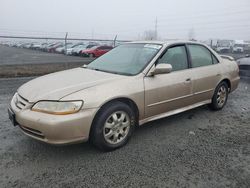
(0, 0, 250, 41)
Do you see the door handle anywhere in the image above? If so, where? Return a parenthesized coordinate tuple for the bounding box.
(185, 78, 191, 82)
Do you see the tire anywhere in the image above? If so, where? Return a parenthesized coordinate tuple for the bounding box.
(90, 102, 136, 151)
(209, 81, 229, 110)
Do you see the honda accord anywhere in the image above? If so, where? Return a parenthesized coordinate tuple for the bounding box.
(8, 41, 240, 151)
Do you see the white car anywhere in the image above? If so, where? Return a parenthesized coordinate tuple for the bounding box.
(55, 43, 74, 54)
(71, 44, 89, 55)
(233, 46, 244, 53)
(216, 46, 231, 53)
(66, 44, 85, 55)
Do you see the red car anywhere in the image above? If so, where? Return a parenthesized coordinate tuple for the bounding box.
(80, 46, 113, 58)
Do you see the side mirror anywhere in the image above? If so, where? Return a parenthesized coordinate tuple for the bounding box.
(149, 64, 172, 76)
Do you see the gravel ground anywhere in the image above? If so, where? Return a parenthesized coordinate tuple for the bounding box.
(0, 45, 86, 65)
(0, 77, 249, 188)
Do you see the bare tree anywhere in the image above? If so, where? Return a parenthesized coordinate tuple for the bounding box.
(144, 30, 156, 40)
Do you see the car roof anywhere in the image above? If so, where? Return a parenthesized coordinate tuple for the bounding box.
(127, 40, 205, 46)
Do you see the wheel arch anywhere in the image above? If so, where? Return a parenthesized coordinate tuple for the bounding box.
(89, 97, 140, 138)
(220, 78, 231, 92)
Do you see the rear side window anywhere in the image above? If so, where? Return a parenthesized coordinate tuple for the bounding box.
(158, 45, 188, 71)
(188, 45, 213, 67)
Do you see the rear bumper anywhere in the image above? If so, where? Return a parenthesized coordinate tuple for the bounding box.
(10, 99, 98, 145)
(239, 70, 250, 78)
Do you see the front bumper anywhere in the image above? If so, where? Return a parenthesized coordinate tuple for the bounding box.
(10, 98, 98, 145)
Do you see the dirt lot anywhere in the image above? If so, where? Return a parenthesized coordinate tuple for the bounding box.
(0, 77, 249, 188)
(0, 45, 85, 65)
(0, 45, 93, 77)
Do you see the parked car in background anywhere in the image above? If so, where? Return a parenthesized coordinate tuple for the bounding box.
(8, 41, 239, 151)
(47, 43, 63, 53)
(43, 42, 57, 52)
(232, 43, 244, 53)
(20, 43, 33, 49)
(216, 40, 233, 53)
(71, 44, 97, 56)
(12, 42, 23, 47)
(80, 45, 113, 57)
(55, 43, 74, 54)
(31, 43, 44, 50)
(66, 43, 85, 55)
(39, 43, 48, 51)
(237, 55, 250, 78)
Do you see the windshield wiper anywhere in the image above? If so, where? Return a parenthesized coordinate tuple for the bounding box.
(81, 66, 133, 76)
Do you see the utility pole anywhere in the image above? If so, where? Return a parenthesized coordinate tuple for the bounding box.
(155, 17, 158, 40)
(113, 35, 117, 47)
(64, 32, 68, 55)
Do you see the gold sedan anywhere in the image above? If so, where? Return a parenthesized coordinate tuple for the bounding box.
(8, 41, 240, 151)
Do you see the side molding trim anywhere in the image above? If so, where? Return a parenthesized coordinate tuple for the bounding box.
(140, 100, 211, 125)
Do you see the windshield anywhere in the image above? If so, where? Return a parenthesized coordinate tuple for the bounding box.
(87, 43, 162, 75)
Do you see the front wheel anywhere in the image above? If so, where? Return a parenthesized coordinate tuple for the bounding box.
(209, 81, 229, 110)
(90, 102, 135, 151)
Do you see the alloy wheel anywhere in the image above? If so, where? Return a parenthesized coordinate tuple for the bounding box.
(216, 85, 227, 107)
(103, 111, 131, 145)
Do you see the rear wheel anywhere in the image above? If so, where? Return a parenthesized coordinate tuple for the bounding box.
(90, 102, 135, 151)
(209, 81, 229, 110)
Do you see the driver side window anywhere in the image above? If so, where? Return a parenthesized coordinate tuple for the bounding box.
(158, 45, 188, 71)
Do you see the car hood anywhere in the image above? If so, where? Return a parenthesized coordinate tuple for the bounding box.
(18, 68, 125, 102)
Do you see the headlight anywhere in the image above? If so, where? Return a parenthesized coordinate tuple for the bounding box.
(31, 100, 83, 115)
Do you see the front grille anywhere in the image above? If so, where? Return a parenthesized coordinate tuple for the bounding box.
(15, 94, 30, 110)
(20, 125, 45, 139)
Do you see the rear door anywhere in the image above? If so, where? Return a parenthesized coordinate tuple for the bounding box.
(187, 44, 222, 102)
(144, 45, 194, 118)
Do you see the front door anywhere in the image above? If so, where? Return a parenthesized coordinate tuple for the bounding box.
(144, 45, 194, 118)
